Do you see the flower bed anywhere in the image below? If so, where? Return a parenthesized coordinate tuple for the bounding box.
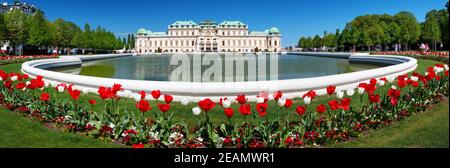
(374, 51, 449, 62)
(0, 64, 449, 148)
(0, 55, 59, 66)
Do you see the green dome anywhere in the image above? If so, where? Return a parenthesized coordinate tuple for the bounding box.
(269, 27, 280, 34)
(137, 28, 147, 35)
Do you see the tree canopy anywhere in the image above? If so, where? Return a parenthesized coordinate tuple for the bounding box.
(297, 4, 448, 51)
(1, 9, 124, 55)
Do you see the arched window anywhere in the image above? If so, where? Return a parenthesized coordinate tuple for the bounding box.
(275, 40, 278, 46)
(222, 41, 225, 46)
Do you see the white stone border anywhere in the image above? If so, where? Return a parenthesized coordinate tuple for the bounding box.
(21, 53, 417, 102)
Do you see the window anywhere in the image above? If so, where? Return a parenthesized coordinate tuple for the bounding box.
(275, 41, 278, 46)
(192, 32, 195, 35)
(222, 41, 225, 46)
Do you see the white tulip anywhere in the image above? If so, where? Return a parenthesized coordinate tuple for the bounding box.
(410, 76, 419, 82)
(268, 94, 274, 101)
(434, 66, 443, 74)
(44, 81, 50, 88)
(123, 90, 132, 97)
(378, 80, 385, 86)
(82, 88, 89, 94)
(133, 94, 141, 102)
(57, 86, 65, 93)
(222, 98, 232, 108)
(444, 64, 449, 71)
(357, 87, 365, 94)
(387, 76, 395, 83)
(336, 90, 344, 99)
(346, 88, 355, 96)
(277, 98, 286, 107)
(391, 85, 397, 90)
(303, 96, 311, 105)
(192, 107, 201, 116)
(256, 97, 265, 104)
(109, 123, 115, 129)
(26, 81, 31, 85)
(180, 97, 189, 106)
(10, 75, 18, 81)
(64, 115, 72, 121)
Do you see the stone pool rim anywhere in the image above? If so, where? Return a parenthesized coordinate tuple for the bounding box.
(21, 52, 417, 102)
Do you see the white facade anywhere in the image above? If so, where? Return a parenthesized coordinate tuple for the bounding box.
(135, 20, 282, 53)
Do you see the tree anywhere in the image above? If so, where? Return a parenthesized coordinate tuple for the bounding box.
(421, 10, 442, 50)
(4, 9, 29, 55)
(130, 34, 135, 49)
(312, 35, 322, 48)
(27, 11, 52, 49)
(0, 13, 6, 45)
(394, 11, 421, 50)
(53, 19, 81, 54)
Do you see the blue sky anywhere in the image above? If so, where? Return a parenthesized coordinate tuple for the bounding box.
(15, 0, 449, 47)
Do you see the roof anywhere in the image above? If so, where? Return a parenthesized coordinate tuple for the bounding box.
(219, 20, 247, 27)
(200, 20, 217, 25)
(170, 20, 197, 27)
(136, 28, 167, 36)
(269, 27, 280, 34)
(248, 31, 268, 36)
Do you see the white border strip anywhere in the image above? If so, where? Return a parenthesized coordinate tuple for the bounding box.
(21, 53, 417, 102)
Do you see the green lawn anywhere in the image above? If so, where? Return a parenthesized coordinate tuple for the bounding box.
(332, 101, 449, 148)
(0, 58, 448, 148)
(0, 107, 121, 148)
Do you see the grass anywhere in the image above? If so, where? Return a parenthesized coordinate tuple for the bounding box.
(0, 58, 448, 148)
(0, 107, 121, 148)
(332, 101, 449, 148)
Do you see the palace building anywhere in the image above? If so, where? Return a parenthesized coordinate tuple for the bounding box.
(135, 20, 281, 53)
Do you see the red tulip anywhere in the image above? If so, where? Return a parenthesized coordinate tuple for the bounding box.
(388, 88, 401, 98)
(139, 91, 146, 100)
(40, 92, 50, 101)
(302, 90, 316, 100)
(69, 89, 81, 100)
(340, 98, 351, 111)
(15, 82, 26, 90)
(369, 78, 377, 86)
(296, 106, 306, 116)
(326, 85, 336, 95)
(111, 83, 122, 95)
(273, 91, 282, 101)
(238, 104, 251, 116)
(328, 100, 340, 111)
(164, 94, 173, 104)
(136, 99, 152, 113)
(98, 86, 114, 100)
(256, 103, 268, 117)
(235, 94, 248, 105)
(157, 103, 171, 113)
(151, 90, 161, 99)
(390, 97, 398, 106)
(285, 99, 293, 109)
(198, 98, 215, 112)
(223, 108, 234, 118)
(316, 104, 326, 114)
(89, 99, 97, 105)
(369, 94, 380, 103)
